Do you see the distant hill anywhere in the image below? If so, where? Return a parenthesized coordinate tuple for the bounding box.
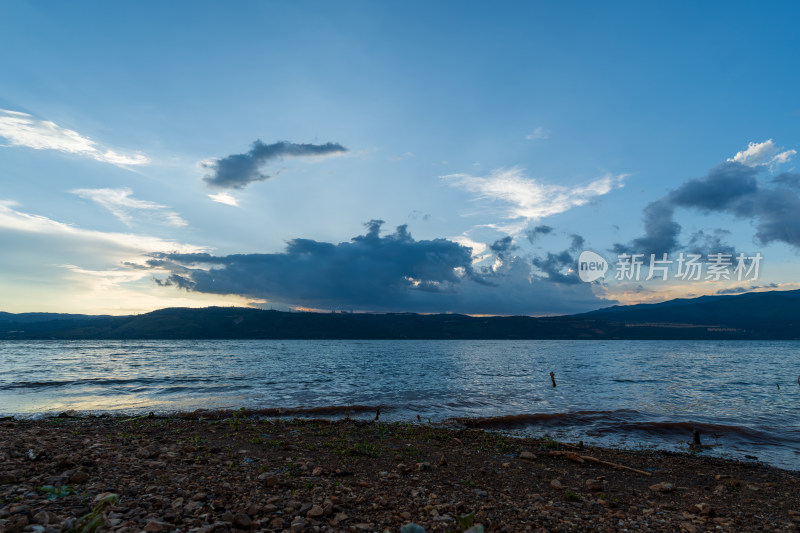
(580, 289, 800, 337)
(0, 289, 798, 340)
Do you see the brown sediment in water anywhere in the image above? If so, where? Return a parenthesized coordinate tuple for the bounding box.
(0, 415, 798, 532)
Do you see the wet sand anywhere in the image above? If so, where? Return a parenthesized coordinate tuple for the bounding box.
(1, 413, 798, 532)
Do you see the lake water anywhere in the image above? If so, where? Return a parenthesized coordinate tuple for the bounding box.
(0, 339, 798, 470)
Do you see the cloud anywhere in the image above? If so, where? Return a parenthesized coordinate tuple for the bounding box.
(531, 234, 585, 285)
(715, 283, 779, 295)
(71, 188, 187, 227)
(149, 221, 607, 315)
(727, 139, 796, 168)
(525, 126, 550, 141)
(489, 236, 517, 257)
(771, 172, 800, 188)
(0, 109, 149, 166)
(613, 199, 681, 256)
(208, 192, 240, 206)
(616, 145, 800, 254)
(0, 200, 203, 255)
(442, 167, 626, 222)
(685, 229, 736, 257)
(201, 139, 348, 189)
(525, 225, 553, 243)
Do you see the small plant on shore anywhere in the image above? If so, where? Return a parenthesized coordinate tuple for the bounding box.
(67, 492, 118, 533)
(598, 492, 619, 504)
(455, 511, 484, 532)
(563, 489, 582, 502)
(343, 442, 381, 458)
(540, 438, 561, 450)
(460, 477, 477, 487)
(37, 485, 78, 500)
(229, 407, 246, 431)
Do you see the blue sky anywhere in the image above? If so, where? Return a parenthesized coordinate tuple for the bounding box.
(0, 1, 798, 315)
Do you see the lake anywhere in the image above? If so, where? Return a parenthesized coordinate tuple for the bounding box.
(0, 339, 797, 469)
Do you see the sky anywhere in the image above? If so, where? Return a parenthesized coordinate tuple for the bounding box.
(0, 1, 799, 316)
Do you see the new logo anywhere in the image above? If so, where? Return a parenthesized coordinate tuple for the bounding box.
(578, 250, 608, 282)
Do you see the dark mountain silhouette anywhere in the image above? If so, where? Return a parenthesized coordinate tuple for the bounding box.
(0, 289, 798, 340)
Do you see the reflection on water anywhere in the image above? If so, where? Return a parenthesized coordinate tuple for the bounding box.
(0, 339, 798, 469)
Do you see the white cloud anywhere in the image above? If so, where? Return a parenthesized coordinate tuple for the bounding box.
(450, 235, 490, 263)
(525, 126, 550, 141)
(208, 192, 240, 206)
(0, 200, 203, 255)
(728, 139, 796, 168)
(71, 188, 187, 227)
(441, 167, 626, 222)
(0, 108, 149, 166)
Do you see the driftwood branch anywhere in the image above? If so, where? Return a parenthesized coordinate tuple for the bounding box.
(579, 455, 653, 476)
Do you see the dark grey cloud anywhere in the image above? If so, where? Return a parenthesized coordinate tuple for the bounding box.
(150, 222, 607, 315)
(525, 225, 553, 243)
(612, 199, 681, 256)
(686, 229, 736, 257)
(715, 283, 779, 295)
(202, 140, 348, 189)
(489, 236, 517, 257)
(670, 162, 758, 212)
(615, 160, 800, 255)
(530, 233, 585, 285)
(772, 172, 800, 188)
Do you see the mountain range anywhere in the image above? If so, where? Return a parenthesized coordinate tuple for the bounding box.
(1, 289, 798, 340)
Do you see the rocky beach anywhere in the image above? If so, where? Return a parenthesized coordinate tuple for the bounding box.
(0, 413, 798, 532)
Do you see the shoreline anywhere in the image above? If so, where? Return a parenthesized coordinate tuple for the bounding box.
(1, 414, 799, 532)
(3, 406, 796, 472)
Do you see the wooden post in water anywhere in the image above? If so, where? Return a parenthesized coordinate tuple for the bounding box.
(692, 428, 701, 446)
(550, 371, 557, 387)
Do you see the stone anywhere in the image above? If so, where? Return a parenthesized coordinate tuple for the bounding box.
(268, 517, 284, 529)
(696, 504, 716, 517)
(143, 520, 165, 532)
(257, 472, 279, 486)
(290, 517, 306, 532)
(185, 500, 203, 512)
(585, 479, 606, 491)
(519, 451, 536, 461)
(232, 513, 252, 529)
(648, 482, 675, 493)
(68, 470, 89, 484)
(332, 512, 349, 525)
(32, 511, 56, 525)
(306, 504, 324, 518)
(550, 478, 564, 489)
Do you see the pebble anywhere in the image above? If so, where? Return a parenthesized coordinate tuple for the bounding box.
(232, 512, 252, 529)
(648, 482, 675, 493)
(306, 504, 324, 518)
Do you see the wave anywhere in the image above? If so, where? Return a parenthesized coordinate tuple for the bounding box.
(447, 409, 800, 450)
(177, 404, 381, 418)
